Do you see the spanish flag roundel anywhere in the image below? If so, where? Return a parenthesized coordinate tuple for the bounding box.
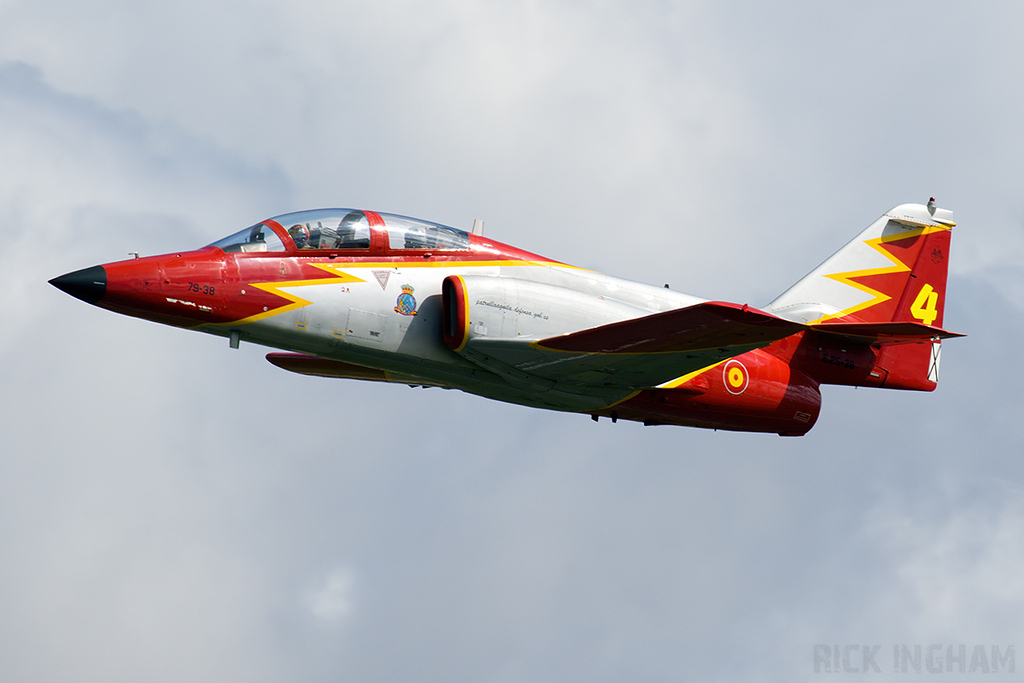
(723, 359, 749, 395)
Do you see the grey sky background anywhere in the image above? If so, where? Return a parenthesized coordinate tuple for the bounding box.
(2, 2, 1023, 681)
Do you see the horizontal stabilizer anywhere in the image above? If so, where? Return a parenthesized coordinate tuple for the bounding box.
(536, 301, 804, 354)
(810, 320, 964, 343)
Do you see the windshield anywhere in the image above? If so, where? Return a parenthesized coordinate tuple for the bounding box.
(272, 209, 371, 250)
(208, 223, 285, 253)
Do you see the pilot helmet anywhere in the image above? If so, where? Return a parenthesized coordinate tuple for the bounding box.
(289, 224, 310, 248)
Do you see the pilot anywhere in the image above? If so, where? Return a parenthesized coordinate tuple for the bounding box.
(289, 224, 310, 249)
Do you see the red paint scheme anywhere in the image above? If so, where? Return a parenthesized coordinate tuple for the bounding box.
(829, 227, 951, 327)
(99, 249, 233, 328)
(603, 347, 822, 435)
(596, 324, 945, 435)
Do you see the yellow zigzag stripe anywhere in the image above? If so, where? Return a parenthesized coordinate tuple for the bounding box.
(657, 361, 725, 389)
(225, 266, 367, 325)
(814, 225, 947, 324)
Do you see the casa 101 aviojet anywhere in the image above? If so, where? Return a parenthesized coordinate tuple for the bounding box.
(51, 200, 962, 436)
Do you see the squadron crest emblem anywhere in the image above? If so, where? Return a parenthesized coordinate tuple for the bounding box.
(394, 284, 418, 316)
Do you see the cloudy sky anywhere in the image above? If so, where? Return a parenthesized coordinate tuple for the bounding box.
(2, 1, 1023, 681)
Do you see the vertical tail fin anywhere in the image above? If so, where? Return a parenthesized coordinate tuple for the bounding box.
(766, 201, 955, 327)
(767, 201, 958, 391)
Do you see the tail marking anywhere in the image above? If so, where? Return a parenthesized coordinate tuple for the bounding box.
(816, 224, 950, 324)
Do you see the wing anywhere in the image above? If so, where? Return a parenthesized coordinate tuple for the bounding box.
(456, 301, 805, 391)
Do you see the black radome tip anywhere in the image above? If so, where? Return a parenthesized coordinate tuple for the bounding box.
(49, 265, 107, 304)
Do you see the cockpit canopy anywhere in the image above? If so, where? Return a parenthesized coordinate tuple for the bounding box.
(381, 213, 470, 251)
(280, 209, 371, 250)
(207, 209, 471, 254)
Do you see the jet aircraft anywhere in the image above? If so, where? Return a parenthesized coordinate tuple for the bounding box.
(51, 200, 961, 435)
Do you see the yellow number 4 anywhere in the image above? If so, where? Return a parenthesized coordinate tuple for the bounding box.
(910, 283, 939, 326)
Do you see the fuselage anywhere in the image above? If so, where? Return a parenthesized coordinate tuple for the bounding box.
(51, 208, 839, 435)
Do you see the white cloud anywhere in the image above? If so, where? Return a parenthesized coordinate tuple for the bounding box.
(871, 498, 1024, 639)
(307, 567, 356, 622)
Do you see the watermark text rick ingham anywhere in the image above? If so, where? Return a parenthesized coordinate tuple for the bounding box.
(813, 644, 1015, 674)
